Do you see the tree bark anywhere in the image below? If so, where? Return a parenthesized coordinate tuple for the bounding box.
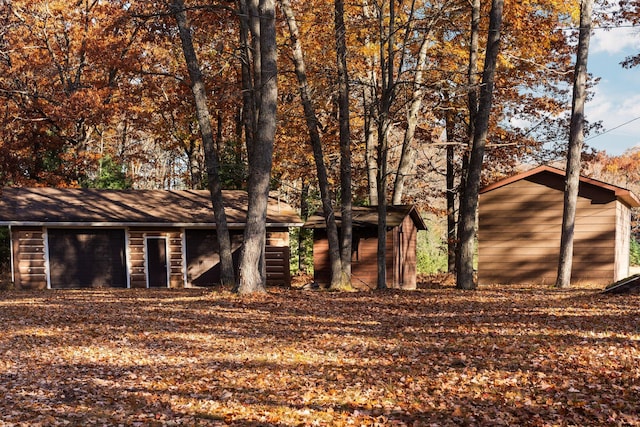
(392, 34, 431, 205)
(454, 0, 479, 278)
(444, 96, 457, 273)
(171, 0, 235, 286)
(298, 179, 311, 273)
(555, 0, 593, 289)
(361, 0, 378, 207)
(335, 0, 353, 290)
(279, 0, 343, 288)
(364, 88, 378, 206)
(238, 0, 258, 151)
(236, 0, 277, 294)
(376, 0, 396, 290)
(456, 0, 504, 290)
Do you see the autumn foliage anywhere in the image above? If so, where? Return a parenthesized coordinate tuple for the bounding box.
(0, 285, 638, 426)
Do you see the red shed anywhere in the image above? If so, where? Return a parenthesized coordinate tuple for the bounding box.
(305, 206, 426, 290)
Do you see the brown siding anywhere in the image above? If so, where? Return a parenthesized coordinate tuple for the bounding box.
(185, 228, 292, 287)
(479, 179, 618, 285)
(12, 227, 47, 289)
(128, 230, 146, 288)
(314, 227, 403, 290)
(351, 228, 389, 289)
(11, 225, 294, 290)
(312, 230, 331, 286)
(266, 229, 291, 286)
(394, 214, 418, 290)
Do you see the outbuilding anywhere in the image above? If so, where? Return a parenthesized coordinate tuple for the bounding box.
(305, 205, 427, 290)
(478, 165, 640, 285)
(0, 187, 303, 289)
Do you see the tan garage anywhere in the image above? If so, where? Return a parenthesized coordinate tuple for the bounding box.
(478, 165, 640, 285)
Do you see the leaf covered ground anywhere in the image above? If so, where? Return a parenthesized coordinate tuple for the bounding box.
(0, 283, 638, 426)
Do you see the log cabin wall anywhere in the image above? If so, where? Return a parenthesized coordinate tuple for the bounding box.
(479, 178, 618, 285)
(127, 228, 184, 288)
(265, 229, 291, 286)
(11, 227, 47, 289)
(0, 188, 302, 290)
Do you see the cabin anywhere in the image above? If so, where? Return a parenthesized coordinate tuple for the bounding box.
(478, 165, 640, 285)
(0, 187, 303, 289)
(305, 206, 427, 290)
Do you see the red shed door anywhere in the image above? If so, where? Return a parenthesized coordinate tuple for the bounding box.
(48, 229, 127, 289)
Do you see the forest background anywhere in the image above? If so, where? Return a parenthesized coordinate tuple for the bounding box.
(1, 0, 640, 281)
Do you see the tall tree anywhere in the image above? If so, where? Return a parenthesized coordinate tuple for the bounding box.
(454, 0, 480, 279)
(456, 0, 504, 290)
(170, 0, 235, 287)
(236, 0, 278, 294)
(279, 0, 344, 289)
(374, 0, 397, 290)
(335, 0, 354, 290)
(555, 0, 593, 289)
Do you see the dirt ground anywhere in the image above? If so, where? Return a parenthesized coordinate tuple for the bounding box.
(0, 283, 638, 426)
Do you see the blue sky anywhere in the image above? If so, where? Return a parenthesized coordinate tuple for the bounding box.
(585, 26, 640, 156)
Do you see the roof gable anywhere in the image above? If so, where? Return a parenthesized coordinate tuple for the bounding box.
(480, 165, 640, 207)
(0, 188, 304, 227)
(304, 205, 427, 230)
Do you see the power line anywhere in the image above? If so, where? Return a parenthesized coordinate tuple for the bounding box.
(586, 116, 640, 141)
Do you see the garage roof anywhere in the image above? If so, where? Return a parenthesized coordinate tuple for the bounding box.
(0, 187, 304, 227)
(480, 165, 640, 208)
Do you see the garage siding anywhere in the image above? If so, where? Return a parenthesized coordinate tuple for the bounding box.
(128, 229, 184, 288)
(10, 226, 294, 290)
(12, 227, 47, 289)
(185, 229, 243, 287)
(185, 228, 291, 287)
(479, 178, 619, 285)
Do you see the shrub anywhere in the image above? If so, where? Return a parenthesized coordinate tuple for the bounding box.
(631, 238, 640, 266)
(416, 221, 448, 274)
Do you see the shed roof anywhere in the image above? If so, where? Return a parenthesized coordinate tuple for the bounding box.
(0, 187, 304, 227)
(480, 165, 640, 208)
(304, 205, 427, 230)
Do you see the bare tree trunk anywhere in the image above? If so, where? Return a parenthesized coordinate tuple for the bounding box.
(446, 142, 456, 273)
(392, 34, 430, 205)
(364, 90, 378, 205)
(555, 0, 593, 289)
(335, 0, 353, 290)
(456, 0, 504, 290)
(454, 0, 479, 278)
(171, 0, 235, 286)
(362, 0, 378, 206)
(236, 0, 277, 294)
(238, 0, 258, 151)
(376, 0, 396, 290)
(280, 0, 343, 288)
(444, 100, 457, 273)
(298, 179, 311, 273)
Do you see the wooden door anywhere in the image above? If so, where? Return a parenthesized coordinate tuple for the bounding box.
(146, 237, 168, 288)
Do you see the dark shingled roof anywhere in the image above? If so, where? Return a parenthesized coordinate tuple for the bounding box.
(304, 205, 427, 230)
(0, 187, 303, 227)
